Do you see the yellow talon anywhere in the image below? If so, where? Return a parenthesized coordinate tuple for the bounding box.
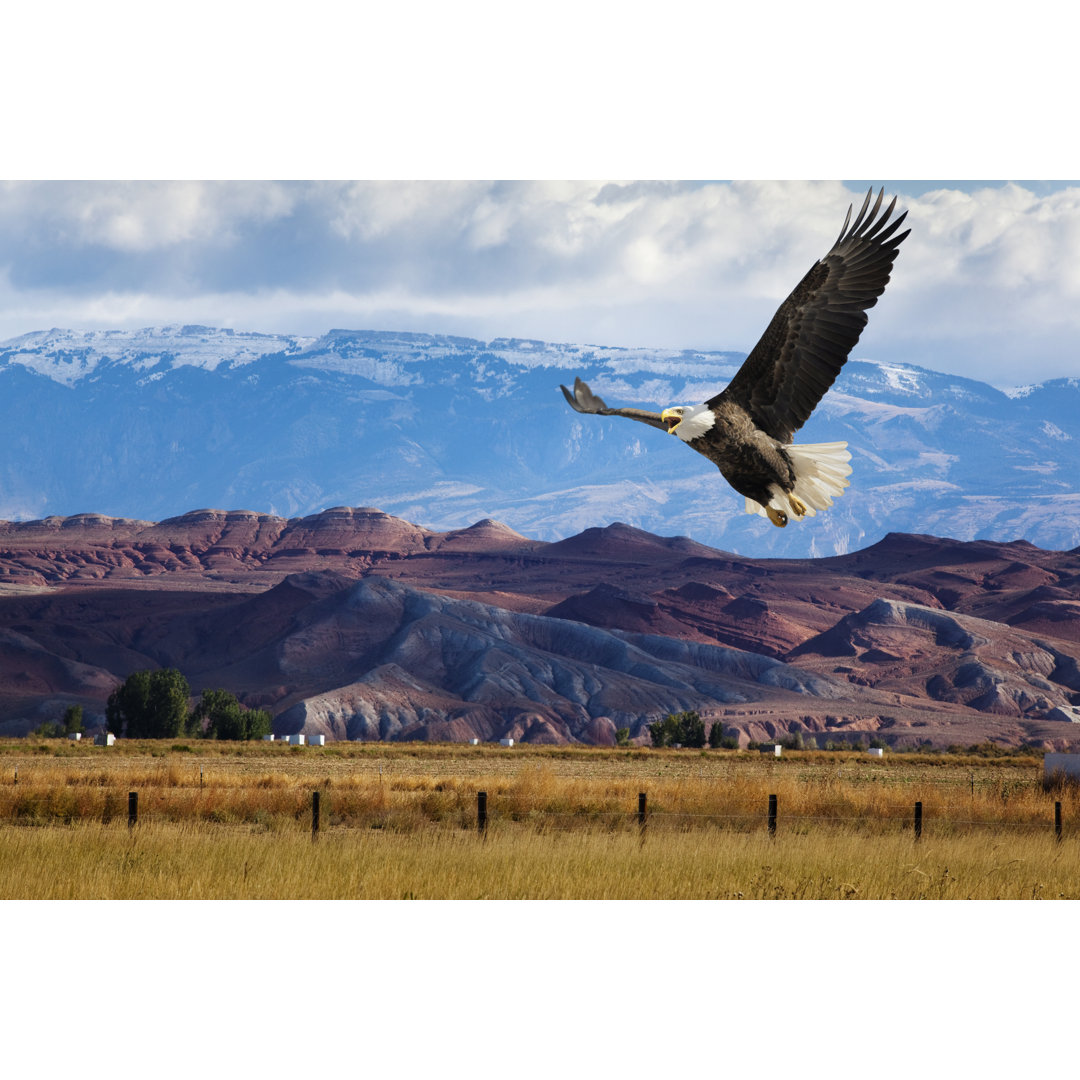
(789, 496, 807, 517)
(766, 506, 788, 528)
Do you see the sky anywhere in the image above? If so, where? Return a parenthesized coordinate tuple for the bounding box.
(2, 178, 1077, 390)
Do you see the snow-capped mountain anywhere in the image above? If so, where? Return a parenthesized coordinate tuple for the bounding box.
(2, 325, 1079, 557)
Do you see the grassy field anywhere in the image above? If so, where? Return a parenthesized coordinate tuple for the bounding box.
(2, 739, 1074, 899)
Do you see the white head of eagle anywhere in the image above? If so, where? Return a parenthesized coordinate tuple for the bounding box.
(661, 404, 716, 443)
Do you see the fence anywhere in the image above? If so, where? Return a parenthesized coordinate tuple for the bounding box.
(107, 788, 1070, 843)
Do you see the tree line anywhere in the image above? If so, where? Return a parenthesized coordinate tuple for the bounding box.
(103, 669, 273, 740)
(648, 711, 739, 749)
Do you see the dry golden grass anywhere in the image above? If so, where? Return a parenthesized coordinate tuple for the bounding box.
(2, 819, 1078, 899)
(1, 740, 1073, 898)
(0, 743, 1064, 829)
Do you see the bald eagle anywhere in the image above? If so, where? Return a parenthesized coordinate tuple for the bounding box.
(560, 188, 909, 527)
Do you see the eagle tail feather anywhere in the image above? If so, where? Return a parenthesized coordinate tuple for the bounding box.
(744, 441, 853, 522)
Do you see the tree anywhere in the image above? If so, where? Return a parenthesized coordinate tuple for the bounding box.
(649, 711, 705, 748)
(106, 669, 190, 738)
(680, 712, 706, 748)
(708, 720, 725, 749)
(614, 727, 631, 747)
(649, 715, 675, 747)
(63, 705, 84, 736)
(191, 688, 272, 741)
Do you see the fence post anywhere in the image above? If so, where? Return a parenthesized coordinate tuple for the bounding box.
(128, 791, 138, 829)
(477, 790, 488, 837)
(311, 790, 320, 840)
(1056, 801, 1063, 843)
(914, 801, 922, 841)
(768, 794, 777, 837)
(638, 792, 647, 837)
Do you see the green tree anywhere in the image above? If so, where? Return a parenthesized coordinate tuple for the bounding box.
(63, 705, 84, 735)
(649, 715, 675, 747)
(106, 669, 190, 739)
(708, 720, 725, 749)
(680, 712, 706, 748)
(614, 727, 631, 747)
(649, 711, 705, 748)
(191, 688, 272, 741)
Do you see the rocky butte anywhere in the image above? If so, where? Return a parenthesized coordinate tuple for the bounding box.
(1, 507, 1080, 749)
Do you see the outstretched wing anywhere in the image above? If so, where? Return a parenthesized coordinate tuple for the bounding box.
(560, 376, 668, 432)
(713, 187, 910, 443)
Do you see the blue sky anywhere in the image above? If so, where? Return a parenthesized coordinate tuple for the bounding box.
(1, 178, 1078, 389)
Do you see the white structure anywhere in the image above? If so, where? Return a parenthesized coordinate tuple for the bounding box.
(94, 732, 116, 746)
(500, 738, 515, 747)
(469, 738, 480, 745)
(68, 732, 81, 741)
(867, 748, 884, 758)
(286, 734, 305, 746)
(1044, 753, 1080, 782)
(263, 734, 276, 741)
(308, 734, 326, 746)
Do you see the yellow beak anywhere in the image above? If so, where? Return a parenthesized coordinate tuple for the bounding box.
(660, 408, 681, 434)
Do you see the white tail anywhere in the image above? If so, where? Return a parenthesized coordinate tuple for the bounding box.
(745, 441, 852, 522)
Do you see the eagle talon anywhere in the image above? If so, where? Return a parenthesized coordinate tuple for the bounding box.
(789, 496, 807, 517)
(766, 507, 788, 528)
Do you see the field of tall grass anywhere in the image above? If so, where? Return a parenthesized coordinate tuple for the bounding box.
(2, 739, 1074, 898)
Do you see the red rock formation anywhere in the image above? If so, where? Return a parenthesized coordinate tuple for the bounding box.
(2, 510, 1080, 747)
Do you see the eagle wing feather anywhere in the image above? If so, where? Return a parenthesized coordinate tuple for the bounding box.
(710, 188, 910, 443)
(560, 377, 668, 432)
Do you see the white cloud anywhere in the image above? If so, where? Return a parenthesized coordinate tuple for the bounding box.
(1, 179, 1080, 386)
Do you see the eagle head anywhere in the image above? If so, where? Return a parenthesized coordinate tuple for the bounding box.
(660, 404, 715, 443)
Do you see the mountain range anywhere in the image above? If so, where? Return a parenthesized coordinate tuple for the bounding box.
(2, 509, 1079, 749)
(3, 325, 1080, 559)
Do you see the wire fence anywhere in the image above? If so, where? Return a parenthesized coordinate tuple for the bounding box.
(108, 789, 1069, 841)
(4, 758, 1073, 840)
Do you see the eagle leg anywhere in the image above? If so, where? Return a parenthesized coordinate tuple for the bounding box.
(789, 495, 808, 517)
(766, 506, 788, 528)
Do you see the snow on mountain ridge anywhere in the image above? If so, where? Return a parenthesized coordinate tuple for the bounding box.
(4, 325, 1080, 558)
(0, 325, 750, 388)
(0, 325, 315, 386)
